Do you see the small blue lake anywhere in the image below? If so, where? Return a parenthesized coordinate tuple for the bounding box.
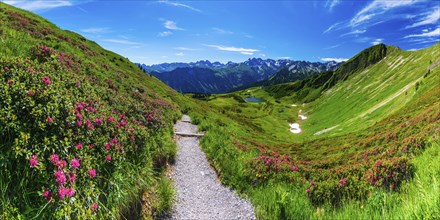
(243, 96, 265, 103)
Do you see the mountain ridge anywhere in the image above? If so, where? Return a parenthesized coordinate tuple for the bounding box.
(137, 58, 340, 94)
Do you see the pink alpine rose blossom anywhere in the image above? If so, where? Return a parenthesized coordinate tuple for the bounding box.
(76, 143, 83, 150)
(50, 154, 59, 164)
(29, 155, 38, 167)
(69, 172, 76, 183)
(70, 158, 80, 169)
(54, 170, 67, 184)
(88, 168, 96, 178)
(91, 202, 99, 211)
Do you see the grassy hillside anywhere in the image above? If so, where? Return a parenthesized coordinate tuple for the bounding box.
(0, 3, 192, 219)
(188, 43, 440, 218)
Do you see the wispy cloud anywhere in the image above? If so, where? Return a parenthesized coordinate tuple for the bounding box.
(323, 22, 343, 34)
(163, 20, 184, 30)
(157, 0, 201, 12)
(76, 6, 88, 13)
(340, 29, 366, 37)
(102, 39, 141, 45)
(204, 44, 259, 55)
(324, 43, 343, 50)
(174, 47, 198, 51)
(175, 52, 184, 56)
(320, 57, 348, 62)
(406, 7, 440, 29)
(350, 0, 422, 27)
(4, 0, 73, 11)
(371, 38, 383, 45)
(277, 57, 291, 60)
(81, 27, 111, 34)
(404, 27, 440, 38)
(325, 0, 341, 12)
(212, 27, 234, 34)
(158, 31, 173, 37)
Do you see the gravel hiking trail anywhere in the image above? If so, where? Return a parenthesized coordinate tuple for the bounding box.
(170, 115, 255, 220)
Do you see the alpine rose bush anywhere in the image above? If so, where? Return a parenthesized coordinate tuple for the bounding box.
(0, 44, 178, 218)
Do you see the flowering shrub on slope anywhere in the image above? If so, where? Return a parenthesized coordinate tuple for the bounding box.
(0, 45, 178, 218)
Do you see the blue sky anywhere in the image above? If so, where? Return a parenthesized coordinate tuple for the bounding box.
(3, 0, 439, 64)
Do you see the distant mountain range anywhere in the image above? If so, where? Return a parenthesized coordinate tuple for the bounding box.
(137, 58, 341, 94)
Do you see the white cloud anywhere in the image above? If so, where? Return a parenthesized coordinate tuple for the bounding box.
(102, 39, 141, 45)
(158, 31, 173, 37)
(324, 43, 342, 50)
(164, 20, 184, 30)
(326, 0, 341, 11)
(204, 44, 259, 55)
(174, 47, 198, 51)
(320, 57, 348, 62)
(404, 27, 440, 38)
(323, 22, 343, 34)
(157, 0, 201, 12)
(4, 0, 72, 11)
(175, 52, 184, 56)
(212, 27, 234, 34)
(351, 0, 422, 27)
(406, 8, 440, 29)
(277, 57, 291, 60)
(81, 27, 111, 34)
(371, 38, 383, 45)
(340, 29, 366, 37)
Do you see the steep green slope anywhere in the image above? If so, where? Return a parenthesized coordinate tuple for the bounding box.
(0, 3, 189, 219)
(302, 44, 439, 138)
(264, 43, 389, 102)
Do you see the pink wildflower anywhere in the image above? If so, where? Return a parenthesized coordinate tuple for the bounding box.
(69, 172, 76, 183)
(106, 155, 112, 161)
(57, 160, 67, 168)
(42, 190, 52, 200)
(88, 168, 96, 178)
(50, 154, 59, 164)
(42, 76, 51, 85)
(76, 143, 83, 150)
(130, 136, 135, 141)
(54, 170, 66, 184)
(47, 117, 53, 124)
(7, 80, 13, 85)
(76, 120, 82, 127)
(70, 158, 80, 169)
(66, 187, 75, 197)
(29, 155, 38, 167)
(58, 186, 67, 199)
(91, 202, 99, 211)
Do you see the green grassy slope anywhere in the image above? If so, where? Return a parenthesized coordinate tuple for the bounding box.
(302, 43, 439, 138)
(190, 42, 440, 218)
(0, 3, 191, 219)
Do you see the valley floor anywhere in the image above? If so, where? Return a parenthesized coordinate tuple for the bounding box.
(170, 115, 255, 219)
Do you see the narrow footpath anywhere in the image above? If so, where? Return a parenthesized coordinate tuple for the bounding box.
(170, 115, 255, 220)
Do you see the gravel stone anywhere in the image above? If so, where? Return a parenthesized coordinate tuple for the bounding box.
(170, 115, 255, 220)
